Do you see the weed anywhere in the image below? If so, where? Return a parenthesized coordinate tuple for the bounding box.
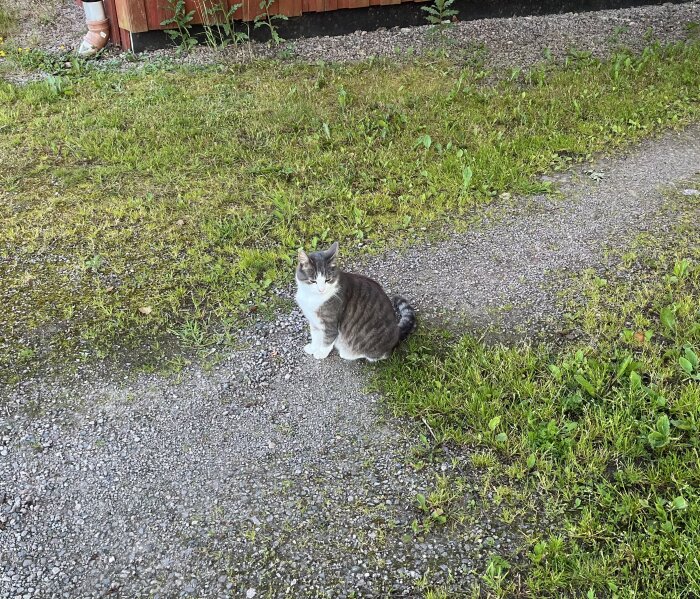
(482, 555, 512, 596)
(196, 0, 249, 50)
(253, 0, 287, 45)
(8, 46, 92, 75)
(564, 47, 594, 67)
(161, 0, 198, 53)
(421, 0, 458, 27)
(608, 24, 630, 47)
(422, 0, 458, 55)
(84, 254, 104, 273)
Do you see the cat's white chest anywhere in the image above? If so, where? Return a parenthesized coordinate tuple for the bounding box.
(295, 283, 332, 328)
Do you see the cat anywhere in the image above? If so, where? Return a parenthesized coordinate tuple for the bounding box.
(294, 242, 416, 361)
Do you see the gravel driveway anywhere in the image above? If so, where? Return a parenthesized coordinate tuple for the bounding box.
(2, 125, 699, 598)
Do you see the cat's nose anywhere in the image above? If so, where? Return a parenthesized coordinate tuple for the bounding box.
(317, 284, 326, 292)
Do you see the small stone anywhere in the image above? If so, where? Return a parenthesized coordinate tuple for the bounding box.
(246, 589, 256, 598)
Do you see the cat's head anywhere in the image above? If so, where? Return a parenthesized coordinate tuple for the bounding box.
(296, 242, 339, 294)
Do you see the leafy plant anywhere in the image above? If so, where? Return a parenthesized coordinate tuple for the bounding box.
(161, 0, 198, 53)
(84, 254, 104, 273)
(196, 0, 249, 49)
(415, 133, 432, 150)
(687, 21, 700, 40)
(253, 0, 287, 45)
(421, 0, 458, 27)
(660, 305, 677, 332)
(647, 414, 671, 449)
(608, 24, 630, 46)
(44, 75, 71, 98)
(205, 1, 247, 48)
(679, 346, 700, 380)
(483, 555, 511, 595)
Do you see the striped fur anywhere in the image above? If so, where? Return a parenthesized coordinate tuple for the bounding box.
(392, 295, 417, 342)
(295, 243, 416, 361)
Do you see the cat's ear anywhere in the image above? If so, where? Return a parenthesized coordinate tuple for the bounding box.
(298, 248, 310, 266)
(325, 242, 339, 262)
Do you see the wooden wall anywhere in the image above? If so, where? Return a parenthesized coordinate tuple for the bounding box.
(77, 0, 420, 51)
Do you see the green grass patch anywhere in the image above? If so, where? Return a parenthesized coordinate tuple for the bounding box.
(0, 2, 17, 38)
(375, 192, 700, 596)
(1, 40, 700, 380)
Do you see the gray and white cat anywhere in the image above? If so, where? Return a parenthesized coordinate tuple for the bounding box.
(295, 242, 416, 361)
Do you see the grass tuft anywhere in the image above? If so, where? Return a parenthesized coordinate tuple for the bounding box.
(0, 2, 17, 38)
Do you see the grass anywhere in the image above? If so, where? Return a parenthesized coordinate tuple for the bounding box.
(1, 39, 700, 381)
(374, 189, 700, 596)
(0, 1, 17, 38)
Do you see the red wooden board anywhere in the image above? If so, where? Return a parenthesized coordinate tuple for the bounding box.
(225, 0, 244, 20)
(145, 0, 168, 29)
(107, 0, 432, 36)
(114, 0, 149, 31)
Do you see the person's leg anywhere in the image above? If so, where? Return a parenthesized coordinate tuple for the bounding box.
(77, 0, 110, 57)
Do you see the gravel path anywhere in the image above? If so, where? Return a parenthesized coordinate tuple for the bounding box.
(2, 126, 699, 598)
(276, 1, 700, 66)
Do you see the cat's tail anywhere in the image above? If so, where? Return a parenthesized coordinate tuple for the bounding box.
(392, 296, 417, 342)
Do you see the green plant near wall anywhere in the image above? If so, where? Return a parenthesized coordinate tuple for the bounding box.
(254, 0, 287, 45)
(422, 0, 458, 27)
(196, 0, 250, 49)
(161, 0, 198, 53)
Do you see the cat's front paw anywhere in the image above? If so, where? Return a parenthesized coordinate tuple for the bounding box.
(304, 343, 315, 355)
(312, 345, 333, 360)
